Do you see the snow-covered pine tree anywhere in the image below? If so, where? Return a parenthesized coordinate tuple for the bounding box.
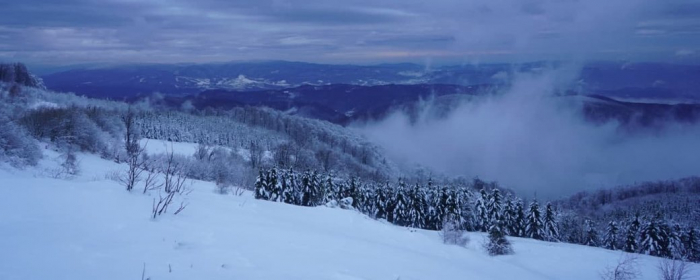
(682, 227, 699, 262)
(407, 184, 426, 229)
(280, 169, 294, 205)
(270, 168, 282, 202)
(502, 198, 517, 236)
(374, 185, 388, 220)
(603, 221, 619, 250)
(486, 188, 502, 229)
(623, 215, 641, 253)
(584, 219, 600, 247)
(300, 170, 312, 206)
(309, 171, 322, 206)
(393, 182, 409, 226)
(486, 220, 513, 256)
(474, 189, 488, 232)
(543, 202, 559, 242)
(323, 173, 336, 203)
(254, 169, 268, 200)
(639, 219, 669, 257)
(513, 199, 526, 237)
(526, 199, 545, 240)
(444, 189, 461, 226)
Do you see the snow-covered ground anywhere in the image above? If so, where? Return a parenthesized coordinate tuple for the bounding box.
(1, 147, 698, 280)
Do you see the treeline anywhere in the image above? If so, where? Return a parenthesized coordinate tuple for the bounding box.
(255, 167, 700, 262)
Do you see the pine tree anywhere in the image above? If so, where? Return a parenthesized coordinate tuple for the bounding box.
(603, 221, 619, 250)
(623, 216, 641, 253)
(640, 219, 665, 257)
(486, 220, 513, 256)
(474, 189, 488, 232)
(513, 199, 526, 237)
(309, 171, 322, 206)
(407, 184, 426, 229)
(254, 169, 268, 200)
(267, 168, 280, 202)
(502, 198, 517, 236)
(682, 227, 699, 262)
(393, 184, 409, 226)
(584, 220, 599, 247)
(526, 199, 545, 240)
(374, 185, 388, 220)
(486, 188, 502, 228)
(543, 202, 559, 242)
(280, 169, 294, 204)
(300, 170, 312, 206)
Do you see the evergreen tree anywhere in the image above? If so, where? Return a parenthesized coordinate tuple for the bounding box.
(392, 184, 409, 226)
(543, 202, 559, 242)
(254, 169, 268, 200)
(280, 169, 295, 204)
(374, 185, 388, 220)
(486, 220, 513, 256)
(513, 199, 526, 237)
(502, 198, 517, 236)
(584, 219, 600, 247)
(639, 219, 671, 257)
(682, 227, 699, 262)
(407, 184, 426, 229)
(603, 221, 619, 250)
(526, 199, 545, 240)
(486, 188, 502, 228)
(623, 216, 641, 253)
(300, 170, 313, 206)
(474, 189, 488, 232)
(309, 171, 322, 206)
(268, 168, 280, 202)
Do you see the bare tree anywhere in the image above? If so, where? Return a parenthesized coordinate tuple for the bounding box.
(599, 254, 639, 280)
(152, 147, 190, 218)
(121, 109, 145, 191)
(658, 258, 692, 280)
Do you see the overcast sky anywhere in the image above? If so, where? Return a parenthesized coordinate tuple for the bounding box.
(1, 0, 699, 66)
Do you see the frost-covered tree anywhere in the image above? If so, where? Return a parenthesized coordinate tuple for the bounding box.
(486, 220, 513, 256)
(639, 219, 670, 257)
(474, 189, 488, 232)
(502, 198, 517, 236)
(603, 221, 620, 250)
(254, 170, 268, 200)
(681, 227, 699, 262)
(486, 188, 502, 228)
(543, 202, 559, 242)
(624, 215, 641, 253)
(526, 199, 545, 240)
(584, 219, 600, 247)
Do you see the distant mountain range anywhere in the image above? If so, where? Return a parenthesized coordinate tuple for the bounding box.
(41, 61, 700, 103)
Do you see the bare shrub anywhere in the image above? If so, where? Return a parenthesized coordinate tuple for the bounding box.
(599, 254, 639, 280)
(151, 147, 190, 219)
(440, 214, 469, 247)
(658, 258, 692, 280)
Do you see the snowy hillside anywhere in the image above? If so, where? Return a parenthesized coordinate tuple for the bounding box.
(1, 147, 697, 280)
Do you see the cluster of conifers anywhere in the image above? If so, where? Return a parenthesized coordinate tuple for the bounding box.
(254, 168, 699, 261)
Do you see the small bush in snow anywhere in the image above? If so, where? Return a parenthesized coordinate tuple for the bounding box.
(658, 258, 692, 280)
(599, 254, 639, 280)
(441, 215, 469, 247)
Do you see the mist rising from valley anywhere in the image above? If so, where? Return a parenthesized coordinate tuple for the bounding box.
(358, 67, 700, 197)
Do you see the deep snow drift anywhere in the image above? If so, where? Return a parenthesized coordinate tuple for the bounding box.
(1, 146, 697, 280)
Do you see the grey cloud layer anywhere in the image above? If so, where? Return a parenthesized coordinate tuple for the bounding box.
(1, 0, 699, 64)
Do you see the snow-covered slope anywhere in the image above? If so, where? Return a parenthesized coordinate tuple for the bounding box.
(1, 149, 697, 280)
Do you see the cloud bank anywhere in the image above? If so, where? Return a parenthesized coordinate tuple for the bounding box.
(358, 68, 700, 197)
(1, 0, 699, 65)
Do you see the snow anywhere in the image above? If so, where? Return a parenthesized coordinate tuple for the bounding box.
(1, 147, 698, 280)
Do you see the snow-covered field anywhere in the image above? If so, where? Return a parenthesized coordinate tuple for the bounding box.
(1, 147, 698, 280)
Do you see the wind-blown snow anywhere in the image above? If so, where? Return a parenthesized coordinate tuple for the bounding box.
(0, 148, 697, 280)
